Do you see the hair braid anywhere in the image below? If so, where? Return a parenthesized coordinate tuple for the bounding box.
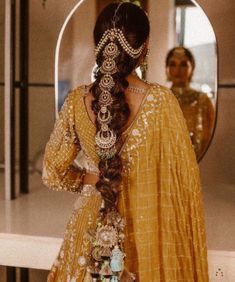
(90, 45, 133, 212)
(91, 3, 150, 213)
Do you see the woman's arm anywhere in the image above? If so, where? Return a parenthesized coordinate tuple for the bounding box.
(42, 91, 86, 193)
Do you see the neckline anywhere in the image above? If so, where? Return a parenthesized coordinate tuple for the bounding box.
(82, 84, 154, 137)
(121, 85, 152, 135)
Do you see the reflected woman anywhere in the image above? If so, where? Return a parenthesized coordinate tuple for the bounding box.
(166, 46, 215, 160)
(42, 3, 209, 281)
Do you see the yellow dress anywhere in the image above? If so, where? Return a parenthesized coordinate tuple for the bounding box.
(42, 84, 209, 281)
(171, 86, 215, 160)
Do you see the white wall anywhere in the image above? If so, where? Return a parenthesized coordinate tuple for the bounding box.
(148, 0, 175, 84)
(196, 0, 235, 252)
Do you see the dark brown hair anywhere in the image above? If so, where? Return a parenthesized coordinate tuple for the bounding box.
(91, 2, 150, 212)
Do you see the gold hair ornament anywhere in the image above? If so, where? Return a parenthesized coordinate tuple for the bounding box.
(95, 28, 145, 59)
(90, 4, 138, 280)
(95, 42, 119, 159)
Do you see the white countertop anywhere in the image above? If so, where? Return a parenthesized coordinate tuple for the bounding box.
(0, 173, 77, 270)
(0, 173, 235, 280)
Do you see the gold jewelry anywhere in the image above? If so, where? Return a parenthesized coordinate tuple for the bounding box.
(95, 41, 118, 159)
(140, 48, 149, 75)
(90, 3, 138, 278)
(99, 91, 113, 106)
(100, 58, 118, 74)
(96, 225, 118, 248)
(95, 4, 146, 159)
(103, 42, 120, 58)
(100, 42, 120, 74)
(95, 130, 117, 150)
(95, 28, 145, 59)
(126, 85, 146, 94)
(97, 107, 112, 124)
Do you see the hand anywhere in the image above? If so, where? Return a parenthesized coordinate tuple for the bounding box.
(83, 172, 99, 185)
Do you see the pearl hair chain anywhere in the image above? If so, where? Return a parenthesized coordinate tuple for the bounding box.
(95, 28, 145, 59)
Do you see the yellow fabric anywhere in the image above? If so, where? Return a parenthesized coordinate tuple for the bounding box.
(47, 191, 102, 281)
(42, 84, 209, 281)
(171, 87, 215, 159)
(42, 91, 86, 193)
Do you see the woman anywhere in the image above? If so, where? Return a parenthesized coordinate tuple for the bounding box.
(166, 46, 215, 160)
(42, 3, 209, 281)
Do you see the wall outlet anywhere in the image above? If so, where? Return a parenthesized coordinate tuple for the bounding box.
(215, 267, 225, 278)
(210, 265, 228, 281)
(208, 250, 235, 282)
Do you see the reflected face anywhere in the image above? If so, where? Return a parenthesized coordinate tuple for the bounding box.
(166, 55, 193, 87)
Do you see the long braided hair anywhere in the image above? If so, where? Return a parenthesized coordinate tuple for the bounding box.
(91, 3, 150, 213)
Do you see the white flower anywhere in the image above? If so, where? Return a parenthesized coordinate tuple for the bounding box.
(147, 94, 154, 101)
(132, 129, 140, 136)
(78, 256, 86, 266)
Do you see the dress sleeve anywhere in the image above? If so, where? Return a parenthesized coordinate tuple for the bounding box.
(42, 91, 86, 193)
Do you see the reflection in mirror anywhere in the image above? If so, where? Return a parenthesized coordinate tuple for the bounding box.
(166, 46, 215, 161)
(165, 0, 217, 161)
(55, 0, 217, 162)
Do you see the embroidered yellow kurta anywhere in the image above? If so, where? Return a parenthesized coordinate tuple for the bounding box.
(42, 84, 209, 281)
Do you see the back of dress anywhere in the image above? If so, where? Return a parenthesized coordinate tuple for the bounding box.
(42, 83, 209, 281)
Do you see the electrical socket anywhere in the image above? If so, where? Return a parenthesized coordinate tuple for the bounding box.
(210, 265, 228, 282)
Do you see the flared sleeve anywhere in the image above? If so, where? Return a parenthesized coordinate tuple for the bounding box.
(42, 91, 86, 193)
(156, 88, 209, 281)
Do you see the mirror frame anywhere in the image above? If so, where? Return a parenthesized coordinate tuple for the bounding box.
(190, 0, 218, 162)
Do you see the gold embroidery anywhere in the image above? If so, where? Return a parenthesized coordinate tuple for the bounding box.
(42, 91, 86, 193)
(43, 84, 209, 281)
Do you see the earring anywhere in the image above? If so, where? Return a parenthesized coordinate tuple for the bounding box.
(140, 48, 149, 78)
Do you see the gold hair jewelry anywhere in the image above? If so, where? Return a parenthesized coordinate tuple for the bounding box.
(95, 42, 119, 159)
(92, 4, 136, 277)
(95, 3, 147, 160)
(95, 28, 145, 59)
(99, 90, 113, 106)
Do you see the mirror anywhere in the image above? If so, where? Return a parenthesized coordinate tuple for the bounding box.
(165, 0, 217, 161)
(55, 0, 217, 162)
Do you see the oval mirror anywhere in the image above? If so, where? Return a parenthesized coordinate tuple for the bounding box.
(55, 0, 218, 162)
